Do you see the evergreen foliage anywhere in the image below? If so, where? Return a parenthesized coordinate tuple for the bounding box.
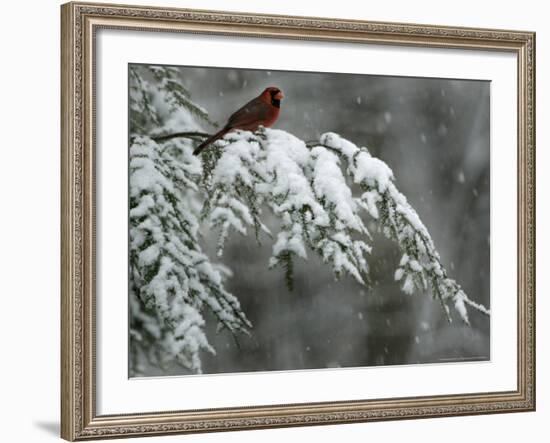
(129, 66, 250, 375)
(129, 65, 489, 374)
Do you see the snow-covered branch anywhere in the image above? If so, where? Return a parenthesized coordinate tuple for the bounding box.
(201, 129, 490, 324)
(129, 136, 251, 374)
(129, 64, 489, 375)
(320, 132, 489, 324)
(129, 66, 250, 375)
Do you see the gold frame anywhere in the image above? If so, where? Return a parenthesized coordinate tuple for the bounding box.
(61, 1, 536, 440)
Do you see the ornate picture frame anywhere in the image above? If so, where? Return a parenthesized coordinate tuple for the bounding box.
(61, 1, 535, 440)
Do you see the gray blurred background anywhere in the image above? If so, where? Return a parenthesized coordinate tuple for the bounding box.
(153, 66, 490, 376)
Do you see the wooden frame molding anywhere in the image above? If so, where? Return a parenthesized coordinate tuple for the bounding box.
(61, 2, 535, 440)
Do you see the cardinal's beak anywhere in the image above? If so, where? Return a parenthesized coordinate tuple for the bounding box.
(274, 91, 284, 100)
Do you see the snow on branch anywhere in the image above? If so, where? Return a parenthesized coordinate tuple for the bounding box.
(201, 130, 371, 290)
(129, 65, 251, 375)
(201, 128, 490, 324)
(129, 135, 251, 374)
(129, 64, 488, 375)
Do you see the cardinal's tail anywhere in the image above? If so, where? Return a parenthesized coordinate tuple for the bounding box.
(193, 127, 230, 156)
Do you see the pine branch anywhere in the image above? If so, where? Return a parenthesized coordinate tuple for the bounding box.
(128, 65, 250, 374)
(202, 128, 490, 324)
(130, 63, 489, 375)
(129, 135, 251, 374)
(152, 131, 211, 143)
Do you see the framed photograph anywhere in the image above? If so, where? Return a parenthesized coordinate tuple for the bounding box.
(61, 1, 535, 440)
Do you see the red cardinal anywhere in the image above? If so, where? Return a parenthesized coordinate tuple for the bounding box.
(193, 86, 284, 156)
